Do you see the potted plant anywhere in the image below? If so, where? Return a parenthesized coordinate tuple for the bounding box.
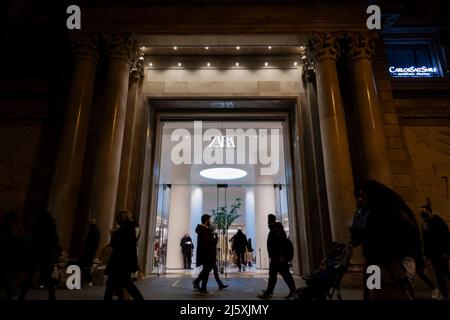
(210, 197, 242, 273)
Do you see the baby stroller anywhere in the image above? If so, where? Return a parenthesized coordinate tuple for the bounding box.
(294, 242, 352, 300)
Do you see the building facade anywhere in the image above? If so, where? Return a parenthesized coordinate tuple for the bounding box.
(1, 0, 449, 277)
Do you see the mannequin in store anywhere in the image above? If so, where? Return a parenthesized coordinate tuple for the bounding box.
(180, 233, 194, 269)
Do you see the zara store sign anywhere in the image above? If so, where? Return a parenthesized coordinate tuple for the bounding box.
(389, 66, 439, 78)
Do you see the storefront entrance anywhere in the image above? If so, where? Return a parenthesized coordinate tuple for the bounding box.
(152, 120, 291, 276)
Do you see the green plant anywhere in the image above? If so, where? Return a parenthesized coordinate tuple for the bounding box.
(211, 197, 242, 232)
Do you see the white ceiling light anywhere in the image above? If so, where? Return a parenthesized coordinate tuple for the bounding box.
(149, 62, 153, 66)
(293, 62, 298, 66)
(205, 46, 209, 50)
(178, 62, 182, 66)
(236, 46, 240, 50)
(264, 62, 269, 66)
(173, 46, 178, 50)
(268, 46, 272, 50)
(235, 62, 239, 67)
(200, 168, 247, 180)
(207, 62, 211, 67)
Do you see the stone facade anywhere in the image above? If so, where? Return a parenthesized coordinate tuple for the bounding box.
(1, 0, 449, 281)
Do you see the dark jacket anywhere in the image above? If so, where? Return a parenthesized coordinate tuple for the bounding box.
(232, 230, 248, 253)
(267, 222, 287, 259)
(32, 214, 61, 266)
(105, 221, 139, 275)
(79, 224, 100, 266)
(195, 224, 216, 267)
(180, 236, 194, 255)
(350, 206, 420, 266)
(422, 215, 449, 257)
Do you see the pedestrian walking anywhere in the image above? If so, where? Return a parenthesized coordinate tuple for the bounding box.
(258, 214, 296, 299)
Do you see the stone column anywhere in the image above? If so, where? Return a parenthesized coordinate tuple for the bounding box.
(116, 49, 145, 213)
(346, 32, 392, 186)
(48, 34, 98, 252)
(90, 33, 136, 249)
(166, 165, 191, 269)
(309, 32, 355, 242)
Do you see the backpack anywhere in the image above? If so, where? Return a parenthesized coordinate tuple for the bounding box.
(284, 238, 294, 261)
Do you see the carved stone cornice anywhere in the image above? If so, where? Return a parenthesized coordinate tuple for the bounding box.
(309, 32, 341, 61)
(345, 31, 378, 62)
(102, 33, 137, 63)
(68, 33, 99, 63)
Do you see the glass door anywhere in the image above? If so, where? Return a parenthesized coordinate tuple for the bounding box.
(153, 184, 170, 275)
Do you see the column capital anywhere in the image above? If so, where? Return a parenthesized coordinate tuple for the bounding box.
(68, 33, 99, 63)
(130, 47, 145, 79)
(301, 54, 315, 83)
(345, 31, 378, 62)
(103, 33, 137, 63)
(309, 32, 343, 61)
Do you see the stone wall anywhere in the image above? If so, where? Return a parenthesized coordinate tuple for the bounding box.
(0, 126, 41, 218)
(372, 40, 417, 208)
(143, 68, 302, 97)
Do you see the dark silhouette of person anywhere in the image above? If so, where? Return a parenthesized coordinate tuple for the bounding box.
(104, 210, 144, 300)
(196, 227, 229, 290)
(247, 238, 254, 267)
(0, 211, 24, 299)
(350, 180, 421, 300)
(413, 253, 437, 298)
(180, 233, 194, 269)
(232, 229, 248, 271)
(78, 218, 100, 286)
(192, 214, 216, 294)
(18, 210, 61, 300)
(258, 214, 296, 299)
(421, 205, 450, 300)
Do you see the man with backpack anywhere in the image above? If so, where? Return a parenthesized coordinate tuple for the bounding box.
(258, 214, 296, 299)
(421, 205, 450, 300)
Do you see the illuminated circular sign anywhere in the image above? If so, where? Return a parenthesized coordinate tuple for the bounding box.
(200, 167, 247, 180)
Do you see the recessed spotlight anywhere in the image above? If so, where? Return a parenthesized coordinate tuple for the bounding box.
(264, 62, 269, 66)
(293, 62, 298, 66)
(207, 62, 211, 67)
(205, 46, 209, 50)
(235, 62, 239, 67)
(178, 62, 182, 67)
(173, 46, 178, 50)
(299, 46, 306, 51)
(268, 46, 272, 50)
(149, 62, 153, 66)
(140, 46, 146, 50)
(236, 46, 240, 50)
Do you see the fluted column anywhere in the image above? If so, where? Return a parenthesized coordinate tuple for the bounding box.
(116, 50, 145, 213)
(346, 32, 392, 186)
(90, 33, 136, 249)
(309, 32, 355, 242)
(49, 34, 99, 252)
